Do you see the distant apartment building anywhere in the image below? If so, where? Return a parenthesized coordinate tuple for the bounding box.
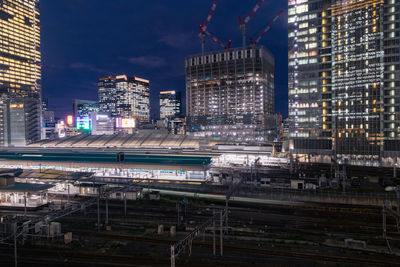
(159, 91, 182, 120)
(0, 0, 41, 146)
(72, 99, 99, 118)
(42, 98, 48, 111)
(42, 110, 55, 124)
(185, 46, 274, 142)
(98, 75, 150, 123)
(288, 0, 400, 166)
(90, 112, 114, 135)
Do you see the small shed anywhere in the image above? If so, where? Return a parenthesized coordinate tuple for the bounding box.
(0, 176, 53, 209)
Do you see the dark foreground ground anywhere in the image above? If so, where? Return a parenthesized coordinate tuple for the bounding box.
(1, 195, 400, 266)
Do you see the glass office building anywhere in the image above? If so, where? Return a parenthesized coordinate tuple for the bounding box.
(0, 0, 41, 146)
(159, 90, 182, 120)
(72, 99, 100, 118)
(288, 0, 400, 166)
(98, 75, 150, 123)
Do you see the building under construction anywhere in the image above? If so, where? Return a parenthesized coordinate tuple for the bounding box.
(185, 47, 275, 142)
(185, 1, 283, 142)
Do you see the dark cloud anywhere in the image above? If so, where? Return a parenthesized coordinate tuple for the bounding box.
(69, 62, 106, 73)
(158, 32, 198, 49)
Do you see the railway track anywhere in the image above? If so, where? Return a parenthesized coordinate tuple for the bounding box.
(65, 200, 397, 237)
(3, 195, 399, 266)
(56, 230, 400, 266)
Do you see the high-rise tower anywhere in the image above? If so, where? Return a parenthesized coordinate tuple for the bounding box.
(185, 46, 275, 142)
(288, 0, 400, 166)
(98, 75, 150, 123)
(159, 91, 182, 120)
(0, 0, 41, 146)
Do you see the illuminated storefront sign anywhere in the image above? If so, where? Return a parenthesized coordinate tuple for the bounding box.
(116, 118, 136, 128)
(67, 115, 73, 125)
(76, 116, 91, 130)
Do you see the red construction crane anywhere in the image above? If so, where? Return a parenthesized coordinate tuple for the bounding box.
(249, 9, 285, 46)
(199, 0, 219, 55)
(200, 25, 232, 50)
(238, 0, 264, 49)
(203, 0, 218, 32)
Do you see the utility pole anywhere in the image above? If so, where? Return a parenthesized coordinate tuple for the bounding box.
(14, 224, 17, 267)
(67, 182, 70, 203)
(105, 195, 109, 225)
(171, 245, 175, 267)
(176, 203, 180, 226)
(97, 188, 100, 231)
(225, 193, 228, 231)
(213, 209, 216, 256)
(383, 204, 387, 239)
(220, 210, 223, 256)
(123, 192, 127, 216)
(24, 192, 27, 217)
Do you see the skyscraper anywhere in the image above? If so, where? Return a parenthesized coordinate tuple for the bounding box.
(185, 46, 274, 142)
(0, 0, 41, 146)
(159, 90, 182, 120)
(288, 0, 399, 166)
(98, 75, 150, 123)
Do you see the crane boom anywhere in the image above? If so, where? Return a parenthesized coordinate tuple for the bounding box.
(241, 0, 264, 25)
(200, 25, 226, 49)
(203, 0, 219, 32)
(199, 0, 220, 55)
(238, 0, 265, 48)
(252, 9, 284, 45)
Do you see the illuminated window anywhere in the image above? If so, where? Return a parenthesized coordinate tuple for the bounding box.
(296, 4, 308, 14)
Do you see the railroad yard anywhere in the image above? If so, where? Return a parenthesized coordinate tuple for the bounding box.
(1, 193, 400, 266)
(0, 151, 399, 266)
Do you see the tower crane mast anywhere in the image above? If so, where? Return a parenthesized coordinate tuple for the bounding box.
(238, 0, 264, 49)
(200, 25, 231, 50)
(199, 0, 219, 56)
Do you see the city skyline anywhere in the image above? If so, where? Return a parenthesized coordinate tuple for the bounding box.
(1, 1, 400, 266)
(40, 0, 288, 118)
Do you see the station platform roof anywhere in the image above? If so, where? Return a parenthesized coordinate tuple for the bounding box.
(28, 133, 227, 150)
(0, 182, 53, 192)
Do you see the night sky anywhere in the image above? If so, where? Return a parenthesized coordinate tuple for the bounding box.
(40, 0, 288, 119)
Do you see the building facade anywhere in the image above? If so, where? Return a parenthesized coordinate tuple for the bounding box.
(98, 75, 150, 123)
(42, 98, 48, 111)
(42, 110, 55, 124)
(90, 112, 114, 135)
(288, 0, 400, 166)
(159, 90, 182, 120)
(185, 46, 275, 142)
(72, 99, 99, 118)
(0, 0, 41, 146)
